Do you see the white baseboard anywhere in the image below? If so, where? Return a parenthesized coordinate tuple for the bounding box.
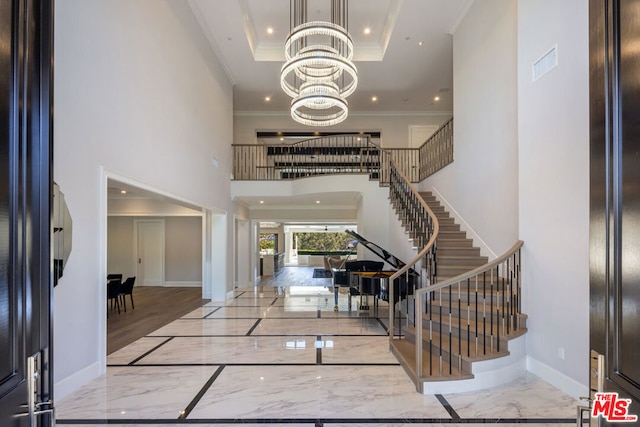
(54, 361, 102, 400)
(430, 186, 498, 259)
(422, 355, 527, 395)
(163, 281, 202, 288)
(527, 356, 588, 401)
(226, 290, 235, 300)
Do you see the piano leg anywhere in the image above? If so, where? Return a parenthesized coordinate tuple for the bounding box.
(334, 286, 339, 311)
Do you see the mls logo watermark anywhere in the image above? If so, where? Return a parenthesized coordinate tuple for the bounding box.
(591, 392, 638, 422)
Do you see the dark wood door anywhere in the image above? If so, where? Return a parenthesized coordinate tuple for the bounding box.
(0, 0, 54, 426)
(590, 0, 640, 423)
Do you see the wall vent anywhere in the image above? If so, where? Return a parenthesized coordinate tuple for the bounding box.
(532, 45, 558, 82)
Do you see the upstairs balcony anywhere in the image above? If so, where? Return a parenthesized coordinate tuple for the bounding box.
(232, 118, 453, 186)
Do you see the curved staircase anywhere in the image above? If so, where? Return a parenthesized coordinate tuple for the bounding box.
(388, 188, 527, 393)
(420, 191, 489, 278)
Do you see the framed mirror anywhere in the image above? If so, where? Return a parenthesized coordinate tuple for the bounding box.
(53, 182, 72, 286)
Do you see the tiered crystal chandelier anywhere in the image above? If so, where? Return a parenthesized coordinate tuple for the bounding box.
(280, 0, 358, 127)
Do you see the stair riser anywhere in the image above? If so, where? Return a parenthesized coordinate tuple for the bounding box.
(438, 224, 461, 232)
(437, 266, 483, 276)
(437, 231, 467, 239)
(420, 193, 437, 199)
(437, 217, 456, 225)
(437, 247, 480, 256)
(436, 239, 474, 248)
(438, 257, 488, 266)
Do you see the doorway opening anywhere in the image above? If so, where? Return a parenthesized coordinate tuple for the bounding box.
(105, 177, 210, 355)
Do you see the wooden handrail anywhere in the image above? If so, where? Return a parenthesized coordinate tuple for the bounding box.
(387, 159, 440, 341)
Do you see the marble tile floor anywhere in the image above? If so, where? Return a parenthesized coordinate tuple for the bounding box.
(57, 267, 582, 426)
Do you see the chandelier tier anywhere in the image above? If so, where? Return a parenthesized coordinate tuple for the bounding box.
(280, 0, 358, 127)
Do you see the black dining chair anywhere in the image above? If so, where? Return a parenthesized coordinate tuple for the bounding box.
(107, 273, 122, 281)
(107, 279, 122, 315)
(118, 276, 136, 312)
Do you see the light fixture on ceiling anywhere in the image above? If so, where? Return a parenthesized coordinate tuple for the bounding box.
(280, 0, 358, 127)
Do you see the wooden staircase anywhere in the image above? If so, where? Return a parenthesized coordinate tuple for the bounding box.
(389, 190, 527, 391)
(420, 191, 489, 279)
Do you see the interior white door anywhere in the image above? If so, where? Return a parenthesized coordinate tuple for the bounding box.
(136, 220, 164, 286)
(409, 125, 440, 148)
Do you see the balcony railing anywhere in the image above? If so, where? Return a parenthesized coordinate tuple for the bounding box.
(232, 118, 453, 185)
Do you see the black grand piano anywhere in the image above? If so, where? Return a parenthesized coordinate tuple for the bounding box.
(331, 230, 418, 311)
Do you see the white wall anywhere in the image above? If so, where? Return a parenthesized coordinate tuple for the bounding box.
(106, 217, 135, 278)
(356, 183, 392, 264)
(234, 113, 452, 148)
(421, 0, 519, 256)
(165, 216, 203, 283)
(517, 0, 590, 396)
(53, 0, 233, 397)
(234, 217, 251, 288)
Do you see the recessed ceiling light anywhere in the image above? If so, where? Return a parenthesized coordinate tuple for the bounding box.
(120, 190, 127, 194)
(316, 200, 320, 204)
(434, 96, 440, 101)
(259, 200, 265, 204)
(279, 137, 284, 141)
(418, 41, 423, 46)
(371, 96, 378, 102)
(265, 96, 271, 102)
(267, 27, 274, 35)
(364, 27, 371, 35)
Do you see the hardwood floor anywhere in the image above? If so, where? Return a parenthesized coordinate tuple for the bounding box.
(107, 286, 208, 355)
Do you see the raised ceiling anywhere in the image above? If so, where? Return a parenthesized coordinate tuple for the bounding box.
(188, 0, 472, 114)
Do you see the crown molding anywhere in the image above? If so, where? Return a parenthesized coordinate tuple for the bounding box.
(186, 0, 237, 86)
(448, 0, 476, 35)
